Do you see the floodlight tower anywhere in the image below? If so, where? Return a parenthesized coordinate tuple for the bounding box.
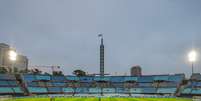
(8, 49, 17, 73)
(188, 50, 197, 75)
(99, 34, 104, 76)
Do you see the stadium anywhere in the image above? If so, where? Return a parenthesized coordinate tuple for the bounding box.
(0, 34, 200, 101)
(1, 0, 201, 101)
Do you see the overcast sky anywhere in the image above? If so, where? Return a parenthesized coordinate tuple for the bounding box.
(0, 0, 201, 77)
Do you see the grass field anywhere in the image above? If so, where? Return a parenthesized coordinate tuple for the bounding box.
(3, 97, 193, 101)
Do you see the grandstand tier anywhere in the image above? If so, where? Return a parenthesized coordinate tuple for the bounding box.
(181, 73, 201, 96)
(0, 74, 23, 95)
(3, 73, 201, 97)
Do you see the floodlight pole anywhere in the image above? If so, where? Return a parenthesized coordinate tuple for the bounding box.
(188, 50, 197, 76)
(11, 61, 15, 73)
(11, 61, 14, 73)
(192, 62, 194, 75)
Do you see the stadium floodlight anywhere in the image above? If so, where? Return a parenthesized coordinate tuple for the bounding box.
(188, 50, 197, 62)
(8, 49, 17, 73)
(9, 50, 17, 61)
(188, 50, 197, 75)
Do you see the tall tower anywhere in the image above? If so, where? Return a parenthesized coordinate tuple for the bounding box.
(99, 34, 104, 76)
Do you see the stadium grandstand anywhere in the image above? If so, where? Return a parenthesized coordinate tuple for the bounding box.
(0, 73, 200, 101)
(0, 73, 200, 96)
(0, 74, 23, 95)
(20, 73, 185, 96)
(181, 73, 201, 96)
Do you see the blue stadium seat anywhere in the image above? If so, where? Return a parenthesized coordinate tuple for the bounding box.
(0, 87, 13, 93)
(0, 80, 18, 87)
(94, 76, 110, 81)
(102, 88, 115, 93)
(196, 82, 201, 87)
(110, 76, 125, 83)
(75, 88, 88, 93)
(192, 82, 197, 86)
(0, 74, 15, 80)
(182, 88, 192, 94)
(78, 82, 91, 87)
(142, 88, 156, 94)
(168, 74, 184, 83)
(154, 75, 169, 81)
(52, 82, 66, 86)
(63, 87, 74, 93)
(116, 88, 127, 93)
(191, 82, 201, 87)
(7, 81, 18, 86)
(46, 82, 53, 86)
(66, 76, 79, 81)
(79, 76, 94, 82)
(35, 75, 51, 81)
(157, 88, 176, 94)
(191, 89, 201, 94)
(112, 83, 124, 88)
(13, 87, 23, 93)
(0, 81, 8, 86)
(48, 87, 62, 93)
(130, 88, 143, 93)
(27, 82, 39, 87)
(23, 74, 36, 82)
(137, 76, 153, 83)
(89, 88, 101, 93)
(28, 87, 48, 93)
(138, 83, 153, 87)
(165, 82, 178, 87)
(124, 77, 138, 82)
(52, 76, 66, 81)
(37, 82, 46, 87)
(0, 74, 24, 94)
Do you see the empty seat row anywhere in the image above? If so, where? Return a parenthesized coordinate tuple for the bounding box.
(48, 87, 62, 93)
(26, 87, 177, 94)
(0, 74, 16, 80)
(0, 87, 23, 94)
(130, 87, 176, 94)
(0, 81, 18, 86)
(28, 87, 47, 93)
(182, 88, 201, 95)
(191, 81, 201, 87)
(157, 88, 177, 94)
(0, 74, 23, 95)
(22, 74, 184, 83)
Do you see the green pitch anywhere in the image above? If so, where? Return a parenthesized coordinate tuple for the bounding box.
(4, 97, 193, 101)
